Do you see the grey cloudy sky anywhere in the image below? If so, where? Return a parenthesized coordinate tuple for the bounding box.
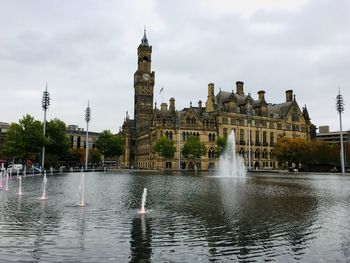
(0, 0, 349, 133)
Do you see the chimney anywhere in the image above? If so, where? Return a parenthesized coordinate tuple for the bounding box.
(258, 90, 265, 101)
(198, 100, 202, 111)
(169, 97, 175, 113)
(236, 81, 244, 95)
(206, 83, 215, 112)
(161, 102, 168, 111)
(286, 90, 293, 102)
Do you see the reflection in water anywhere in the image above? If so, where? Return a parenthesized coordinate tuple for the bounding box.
(129, 214, 152, 262)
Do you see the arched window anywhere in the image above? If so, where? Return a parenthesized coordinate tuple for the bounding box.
(182, 132, 185, 141)
(255, 149, 260, 159)
(170, 131, 173, 140)
(212, 134, 216, 142)
(208, 148, 215, 159)
(209, 133, 212, 142)
(240, 148, 245, 158)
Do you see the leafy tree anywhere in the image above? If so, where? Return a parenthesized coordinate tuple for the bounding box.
(95, 130, 124, 164)
(3, 114, 44, 161)
(182, 136, 207, 168)
(45, 118, 70, 167)
(90, 148, 102, 165)
(274, 137, 312, 168)
(215, 136, 227, 156)
(306, 140, 339, 167)
(154, 136, 176, 167)
(3, 123, 23, 160)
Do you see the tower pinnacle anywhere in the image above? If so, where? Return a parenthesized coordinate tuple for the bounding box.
(141, 27, 149, 46)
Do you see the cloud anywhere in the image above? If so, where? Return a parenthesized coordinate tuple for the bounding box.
(0, 0, 349, 133)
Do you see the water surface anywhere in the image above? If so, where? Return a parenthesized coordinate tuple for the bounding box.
(0, 171, 349, 262)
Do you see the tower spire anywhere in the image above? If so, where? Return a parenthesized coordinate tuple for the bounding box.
(141, 27, 149, 46)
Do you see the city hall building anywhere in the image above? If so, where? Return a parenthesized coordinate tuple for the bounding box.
(121, 31, 312, 170)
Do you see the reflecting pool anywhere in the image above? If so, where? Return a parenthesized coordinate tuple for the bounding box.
(0, 171, 350, 262)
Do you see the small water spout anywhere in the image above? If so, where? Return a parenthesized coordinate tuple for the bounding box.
(79, 173, 85, 206)
(5, 172, 9, 191)
(0, 171, 3, 188)
(138, 188, 147, 214)
(17, 176, 23, 195)
(40, 171, 48, 200)
(50, 166, 53, 175)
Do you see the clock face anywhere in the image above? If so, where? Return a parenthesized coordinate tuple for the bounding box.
(143, 73, 150, 80)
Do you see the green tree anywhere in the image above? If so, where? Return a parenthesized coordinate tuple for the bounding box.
(45, 118, 70, 167)
(95, 130, 124, 164)
(3, 123, 23, 160)
(90, 148, 102, 165)
(154, 136, 176, 168)
(215, 136, 227, 156)
(3, 114, 44, 161)
(182, 136, 207, 169)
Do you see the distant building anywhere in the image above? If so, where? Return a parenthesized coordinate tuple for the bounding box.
(0, 122, 10, 155)
(121, 31, 313, 170)
(316, 125, 350, 144)
(66, 125, 100, 150)
(316, 125, 350, 167)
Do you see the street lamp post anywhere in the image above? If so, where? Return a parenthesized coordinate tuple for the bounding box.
(41, 84, 50, 171)
(336, 89, 345, 174)
(247, 94, 253, 171)
(85, 102, 91, 170)
(178, 111, 181, 170)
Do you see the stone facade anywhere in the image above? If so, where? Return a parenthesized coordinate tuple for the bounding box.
(121, 31, 312, 170)
(66, 125, 99, 150)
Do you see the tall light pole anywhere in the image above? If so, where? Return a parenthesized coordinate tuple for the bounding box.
(178, 111, 181, 170)
(41, 84, 50, 171)
(85, 101, 91, 170)
(336, 89, 345, 174)
(247, 94, 253, 170)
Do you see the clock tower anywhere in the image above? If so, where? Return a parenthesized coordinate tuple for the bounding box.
(134, 29, 155, 132)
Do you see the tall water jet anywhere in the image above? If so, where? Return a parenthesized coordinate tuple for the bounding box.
(23, 166, 26, 177)
(79, 173, 85, 206)
(138, 188, 147, 214)
(17, 176, 23, 195)
(50, 167, 53, 175)
(40, 171, 48, 200)
(217, 130, 246, 177)
(16, 169, 19, 179)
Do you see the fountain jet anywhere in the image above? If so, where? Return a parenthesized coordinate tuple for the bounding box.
(217, 130, 246, 177)
(79, 173, 85, 206)
(138, 188, 147, 214)
(40, 171, 48, 200)
(17, 176, 23, 195)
